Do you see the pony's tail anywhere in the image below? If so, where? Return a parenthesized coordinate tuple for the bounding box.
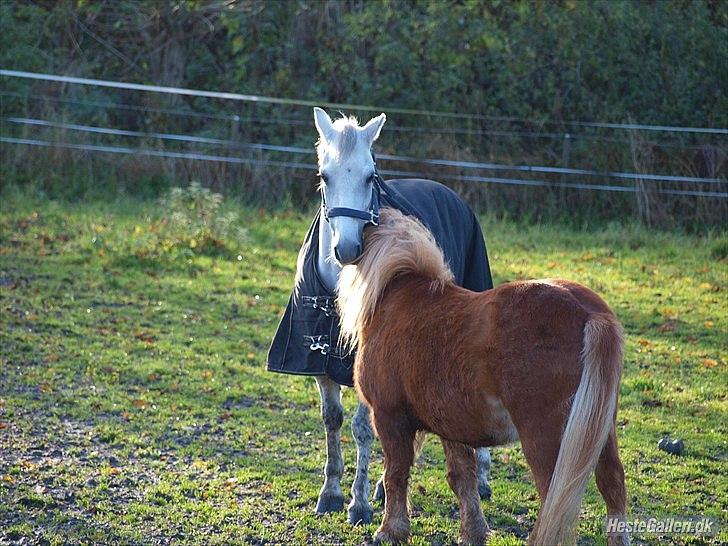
(530, 313, 624, 546)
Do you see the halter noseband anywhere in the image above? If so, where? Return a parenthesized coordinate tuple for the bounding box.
(321, 154, 382, 227)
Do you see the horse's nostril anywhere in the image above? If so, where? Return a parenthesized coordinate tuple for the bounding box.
(334, 243, 362, 265)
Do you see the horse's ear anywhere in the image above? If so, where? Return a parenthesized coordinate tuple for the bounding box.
(313, 107, 336, 142)
(361, 113, 386, 145)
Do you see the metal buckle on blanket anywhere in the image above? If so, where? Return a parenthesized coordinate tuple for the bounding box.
(302, 295, 336, 317)
(304, 334, 331, 354)
(303, 335, 345, 359)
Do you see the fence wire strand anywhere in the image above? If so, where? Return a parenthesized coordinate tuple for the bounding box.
(1, 69, 725, 202)
(4, 116, 723, 186)
(3, 69, 727, 134)
(2, 90, 711, 149)
(3, 136, 725, 199)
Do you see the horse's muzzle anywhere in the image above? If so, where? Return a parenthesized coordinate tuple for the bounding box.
(334, 242, 363, 265)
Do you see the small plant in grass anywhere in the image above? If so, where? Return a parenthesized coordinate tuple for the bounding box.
(162, 182, 243, 253)
(124, 182, 246, 260)
(710, 235, 728, 260)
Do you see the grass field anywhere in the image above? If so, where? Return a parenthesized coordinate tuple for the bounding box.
(1, 193, 726, 545)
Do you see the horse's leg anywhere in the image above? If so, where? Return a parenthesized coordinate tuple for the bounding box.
(517, 417, 569, 545)
(475, 447, 492, 500)
(373, 430, 426, 505)
(442, 440, 490, 545)
(373, 474, 385, 504)
(348, 401, 374, 524)
(314, 376, 345, 514)
(371, 411, 415, 544)
(596, 427, 630, 546)
(374, 440, 491, 506)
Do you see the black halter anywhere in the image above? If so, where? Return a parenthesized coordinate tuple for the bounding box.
(321, 154, 382, 227)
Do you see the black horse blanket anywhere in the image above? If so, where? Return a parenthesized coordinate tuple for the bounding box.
(267, 178, 493, 386)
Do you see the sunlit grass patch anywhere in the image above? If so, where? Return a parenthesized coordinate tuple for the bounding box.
(1, 195, 726, 545)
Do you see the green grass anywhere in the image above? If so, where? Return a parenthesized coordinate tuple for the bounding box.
(0, 195, 726, 545)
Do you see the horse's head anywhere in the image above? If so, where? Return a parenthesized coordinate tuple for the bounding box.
(314, 107, 386, 265)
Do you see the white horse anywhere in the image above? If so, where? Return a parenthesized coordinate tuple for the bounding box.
(309, 108, 493, 525)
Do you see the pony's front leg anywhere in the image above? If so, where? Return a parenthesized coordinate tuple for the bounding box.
(314, 376, 345, 514)
(443, 440, 490, 545)
(348, 401, 374, 524)
(372, 412, 415, 544)
(475, 447, 492, 500)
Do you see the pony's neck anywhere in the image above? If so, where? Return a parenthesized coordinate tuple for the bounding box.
(336, 208, 454, 350)
(317, 210, 341, 293)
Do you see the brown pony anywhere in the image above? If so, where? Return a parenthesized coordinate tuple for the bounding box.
(337, 209, 629, 546)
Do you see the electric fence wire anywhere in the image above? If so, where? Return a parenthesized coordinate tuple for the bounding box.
(0, 90, 712, 149)
(2, 136, 725, 199)
(4, 116, 723, 186)
(3, 69, 727, 135)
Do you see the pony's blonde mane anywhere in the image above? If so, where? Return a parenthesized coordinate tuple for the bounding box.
(337, 208, 454, 350)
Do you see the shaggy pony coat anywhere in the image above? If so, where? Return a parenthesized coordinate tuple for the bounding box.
(337, 208, 629, 545)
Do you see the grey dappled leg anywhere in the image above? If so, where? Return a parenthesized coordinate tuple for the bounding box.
(348, 402, 374, 524)
(475, 447, 492, 500)
(314, 376, 345, 514)
(443, 440, 490, 545)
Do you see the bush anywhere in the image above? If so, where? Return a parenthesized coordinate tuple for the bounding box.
(710, 236, 728, 261)
(113, 182, 246, 261)
(162, 182, 242, 252)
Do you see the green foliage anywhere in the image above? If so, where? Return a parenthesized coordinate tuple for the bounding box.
(0, 1, 726, 226)
(160, 182, 245, 256)
(1, 195, 726, 544)
(212, 0, 728, 127)
(710, 235, 728, 260)
(1, 0, 725, 131)
(87, 182, 246, 262)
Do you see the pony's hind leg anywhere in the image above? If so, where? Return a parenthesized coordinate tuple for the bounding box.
(314, 376, 345, 514)
(371, 411, 416, 544)
(348, 401, 374, 524)
(378, 445, 492, 504)
(596, 428, 630, 546)
(475, 447, 492, 500)
(442, 440, 490, 545)
(516, 417, 566, 544)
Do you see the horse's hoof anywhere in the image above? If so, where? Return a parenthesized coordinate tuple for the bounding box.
(373, 526, 410, 545)
(459, 533, 489, 546)
(316, 493, 345, 514)
(348, 502, 374, 525)
(373, 479, 385, 504)
(459, 523, 491, 545)
(477, 481, 492, 501)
